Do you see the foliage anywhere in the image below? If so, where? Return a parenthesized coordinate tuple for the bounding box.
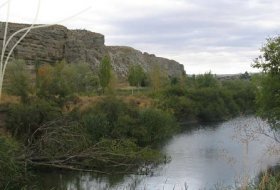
(156, 85, 197, 120)
(253, 74, 280, 127)
(194, 72, 219, 88)
(253, 36, 280, 74)
(128, 64, 146, 87)
(61, 63, 99, 94)
(36, 62, 74, 106)
(256, 170, 280, 190)
(189, 87, 230, 121)
(5, 60, 32, 103)
(36, 62, 100, 104)
(98, 55, 112, 93)
(148, 64, 168, 92)
(107, 71, 118, 95)
(222, 79, 256, 113)
(5, 60, 99, 106)
(240, 71, 251, 80)
(252, 36, 280, 127)
(6, 99, 61, 142)
(155, 73, 256, 122)
(5, 98, 170, 173)
(0, 135, 26, 189)
(138, 108, 177, 145)
(79, 97, 177, 146)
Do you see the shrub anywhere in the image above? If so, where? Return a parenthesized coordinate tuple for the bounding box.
(4, 60, 32, 103)
(155, 73, 257, 122)
(79, 97, 177, 146)
(128, 64, 147, 87)
(81, 97, 138, 140)
(0, 135, 26, 189)
(138, 108, 178, 145)
(61, 63, 99, 94)
(253, 74, 280, 127)
(6, 99, 61, 142)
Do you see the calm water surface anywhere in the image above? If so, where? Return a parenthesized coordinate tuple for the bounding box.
(36, 116, 280, 190)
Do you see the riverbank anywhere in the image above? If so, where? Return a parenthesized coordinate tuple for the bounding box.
(27, 116, 280, 190)
(0, 69, 259, 189)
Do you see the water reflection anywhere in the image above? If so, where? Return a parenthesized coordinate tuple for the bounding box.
(35, 116, 280, 190)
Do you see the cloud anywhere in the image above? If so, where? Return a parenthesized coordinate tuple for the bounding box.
(1, 0, 280, 74)
(99, 0, 280, 74)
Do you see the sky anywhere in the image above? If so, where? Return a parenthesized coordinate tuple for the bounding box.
(1, 0, 280, 74)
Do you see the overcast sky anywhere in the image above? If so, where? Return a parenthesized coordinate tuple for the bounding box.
(1, 0, 280, 74)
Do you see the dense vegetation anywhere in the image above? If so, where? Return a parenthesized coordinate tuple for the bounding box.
(0, 59, 177, 188)
(0, 34, 279, 190)
(154, 73, 256, 122)
(253, 36, 280, 129)
(250, 36, 280, 189)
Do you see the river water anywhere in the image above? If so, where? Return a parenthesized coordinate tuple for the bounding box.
(36, 116, 280, 190)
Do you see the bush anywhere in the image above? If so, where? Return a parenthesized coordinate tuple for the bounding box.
(6, 99, 61, 142)
(222, 79, 256, 113)
(81, 97, 138, 141)
(189, 87, 230, 121)
(155, 73, 257, 122)
(0, 135, 26, 189)
(4, 60, 32, 103)
(153, 84, 196, 120)
(255, 169, 280, 190)
(79, 97, 177, 146)
(138, 108, 178, 145)
(61, 63, 99, 94)
(253, 74, 280, 127)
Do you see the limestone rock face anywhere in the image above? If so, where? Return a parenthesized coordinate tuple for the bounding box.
(0, 23, 68, 64)
(64, 29, 106, 66)
(0, 22, 185, 78)
(107, 46, 185, 78)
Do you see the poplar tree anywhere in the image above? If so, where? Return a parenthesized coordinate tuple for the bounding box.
(98, 55, 112, 93)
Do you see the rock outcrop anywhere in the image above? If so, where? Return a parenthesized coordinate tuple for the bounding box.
(108, 46, 184, 78)
(0, 22, 185, 78)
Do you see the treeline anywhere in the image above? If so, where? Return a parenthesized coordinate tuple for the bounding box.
(153, 72, 256, 122)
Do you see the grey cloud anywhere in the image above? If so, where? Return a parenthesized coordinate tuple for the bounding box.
(102, 0, 280, 73)
(108, 13, 275, 50)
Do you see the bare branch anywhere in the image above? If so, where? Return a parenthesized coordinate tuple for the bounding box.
(0, 0, 11, 73)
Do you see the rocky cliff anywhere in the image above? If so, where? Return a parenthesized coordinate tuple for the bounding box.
(0, 22, 185, 78)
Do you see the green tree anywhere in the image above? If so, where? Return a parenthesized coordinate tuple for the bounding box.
(62, 63, 99, 94)
(128, 65, 146, 86)
(5, 60, 32, 103)
(195, 72, 220, 88)
(148, 64, 168, 92)
(36, 62, 72, 106)
(253, 36, 280, 74)
(128, 64, 146, 95)
(240, 71, 251, 80)
(98, 55, 112, 93)
(253, 36, 280, 127)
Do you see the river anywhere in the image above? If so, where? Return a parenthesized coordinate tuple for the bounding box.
(35, 116, 280, 190)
